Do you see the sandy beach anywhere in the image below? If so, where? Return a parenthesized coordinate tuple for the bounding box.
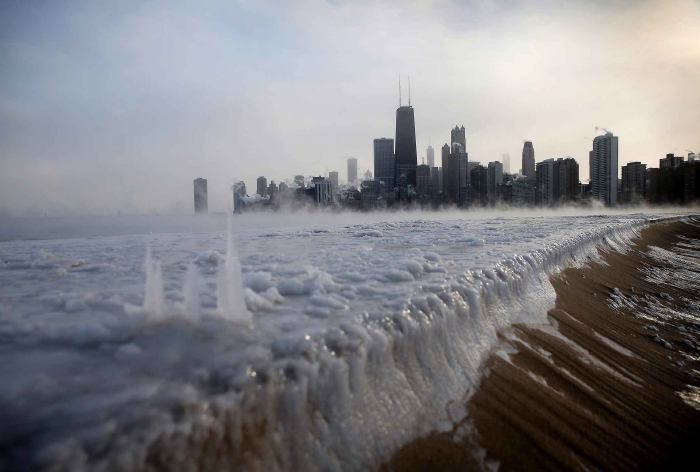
(384, 216, 700, 471)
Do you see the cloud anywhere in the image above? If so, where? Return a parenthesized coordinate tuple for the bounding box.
(0, 0, 699, 215)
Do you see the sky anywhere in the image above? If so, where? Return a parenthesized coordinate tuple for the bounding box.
(1, 0, 699, 215)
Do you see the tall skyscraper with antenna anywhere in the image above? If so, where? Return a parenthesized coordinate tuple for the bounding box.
(395, 77, 418, 188)
(426, 144, 435, 168)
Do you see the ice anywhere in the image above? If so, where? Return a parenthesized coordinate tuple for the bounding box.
(0, 209, 692, 471)
(143, 246, 166, 321)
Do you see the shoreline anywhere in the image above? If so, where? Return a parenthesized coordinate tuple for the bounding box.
(383, 216, 700, 470)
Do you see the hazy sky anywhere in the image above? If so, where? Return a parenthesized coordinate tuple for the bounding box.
(1, 0, 699, 215)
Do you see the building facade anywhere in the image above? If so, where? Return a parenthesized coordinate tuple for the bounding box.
(193, 177, 208, 214)
(522, 141, 535, 178)
(373, 138, 395, 192)
(621, 162, 646, 203)
(416, 164, 431, 196)
(347, 158, 358, 186)
(256, 176, 268, 197)
(395, 106, 418, 187)
(589, 132, 619, 206)
(426, 145, 435, 168)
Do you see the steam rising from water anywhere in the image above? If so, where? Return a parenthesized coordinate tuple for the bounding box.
(217, 214, 252, 324)
(143, 246, 166, 321)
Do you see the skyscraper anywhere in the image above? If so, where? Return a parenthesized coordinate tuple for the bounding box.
(621, 161, 646, 203)
(426, 145, 435, 168)
(256, 176, 268, 197)
(328, 171, 339, 193)
(502, 153, 511, 173)
(347, 157, 358, 185)
(451, 126, 466, 149)
(536, 159, 555, 205)
(487, 161, 503, 202)
(374, 138, 395, 191)
(555, 157, 579, 202)
(522, 141, 535, 178)
(395, 106, 417, 187)
(589, 132, 619, 206)
(193, 178, 208, 214)
(441, 143, 450, 195)
(416, 164, 431, 196)
(232, 181, 246, 214)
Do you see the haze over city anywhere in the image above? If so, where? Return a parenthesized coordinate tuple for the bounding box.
(1, 0, 699, 215)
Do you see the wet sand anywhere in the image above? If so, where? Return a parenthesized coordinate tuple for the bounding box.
(383, 217, 700, 471)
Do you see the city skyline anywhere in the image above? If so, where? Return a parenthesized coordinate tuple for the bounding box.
(1, 0, 699, 215)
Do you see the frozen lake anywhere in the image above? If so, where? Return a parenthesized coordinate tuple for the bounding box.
(0, 209, 691, 470)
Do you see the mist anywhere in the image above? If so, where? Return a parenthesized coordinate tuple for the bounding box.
(1, 0, 699, 216)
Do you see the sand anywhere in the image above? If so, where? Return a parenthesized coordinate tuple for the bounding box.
(383, 217, 700, 471)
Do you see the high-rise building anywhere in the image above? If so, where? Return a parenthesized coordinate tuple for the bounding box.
(312, 177, 332, 205)
(487, 161, 503, 203)
(193, 178, 208, 214)
(373, 138, 395, 191)
(256, 176, 268, 197)
(268, 181, 278, 201)
(555, 157, 579, 202)
(502, 153, 511, 174)
(232, 181, 246, 214)
(416, 164, 431, 196)
(395, 106, 417, 187)
(621, 162, 646, 203)
(430, 167, 440, 197)
(522, 141, 535, 178)
(426, 145, 435, 168)
(347, 157, 358, 185)
(689, 151, 697, 162)
(456, 151, 469, 205)
(328, 171, 339, 193)
(470, 165, 488, 205)
(294, 175, 305, 188)
(660, 153, 684, 169)
(589, 132, 619, 206)
(441, 143, 450, 195)
(451, 126, 466, 149)
(512, 177, 536, 206)
(466, 161, 480, 186)
(536, 159, 555, 205)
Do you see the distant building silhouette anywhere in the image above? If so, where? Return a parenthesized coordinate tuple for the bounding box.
(328, 171, 339, 195)
(522, 141, 535, 178)
(512, 177, 536, 206)
(590, 132, 618, 206)
(441, 143, 450, 195)
(430, 166, 440, 197)
(426, 145, 435, 168)
(294, 175, 305, 189)
(487, 161, 503, 203)
(536, 159, 555, 205)
(555, 157, 579, 203)
(193, 178, 208, 214)
(312, 176, 332, 205)
(347, 157, 358, 186)
(395, 106, 418, 187)
(232, 181, 246, 214)
(256, 176, 268, 197)
(416, 164, 431, 196)
(621, 162, 646, 203)
(470, 165, 488, 205)
(502, 153, 511, 174)
(451, 126, 466, 149)
(660, 153, 683, 169)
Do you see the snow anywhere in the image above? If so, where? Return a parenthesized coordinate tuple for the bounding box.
(0, 209, 691, 471)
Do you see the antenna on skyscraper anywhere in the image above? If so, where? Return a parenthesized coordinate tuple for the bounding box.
(408, 76, 411, 106)
(398, 75, 402, 107)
